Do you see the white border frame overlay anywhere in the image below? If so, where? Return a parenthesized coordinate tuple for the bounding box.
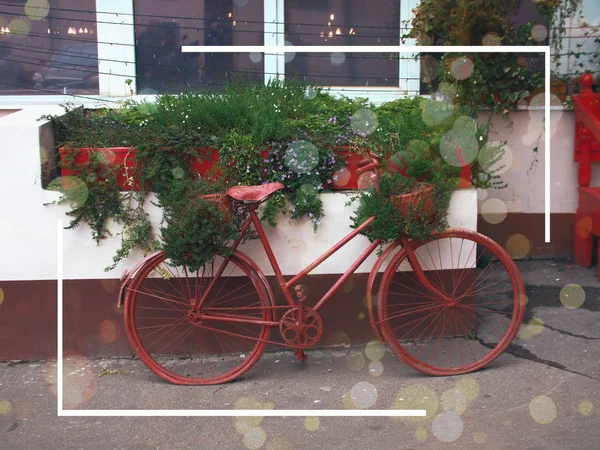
(58, 44, 550, 417)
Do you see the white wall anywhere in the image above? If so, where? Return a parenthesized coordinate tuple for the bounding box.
(0, 110, 19, 119)
(0, 107, 477, 281)
(477, 109, 596, 215)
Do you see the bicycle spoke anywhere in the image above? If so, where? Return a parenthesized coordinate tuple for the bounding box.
(458, 282, 513, 301)
(136, 305, 186, 312)
(391, 278, 442, 301)
(411, 307, 447, 357)
(190, 329, 203, 379)
(126, 252, 271, 384)
(129, 285, 189, 312)
(138, 316, 188, 342)
(386, 298, 441, 308)
(456, 259, 502, 302)
(459, 306, 510, 340)
(449, 241, 478, 296)
(378, 303, 441, 324)
(380, 230, 524, 375)
(398, 306, 445, 344)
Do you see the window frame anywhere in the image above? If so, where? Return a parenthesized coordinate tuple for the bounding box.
(269, 0, 418, 103)
(0, 0, 419, 106)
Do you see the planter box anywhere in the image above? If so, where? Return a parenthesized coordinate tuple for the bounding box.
(190, 147, 220, 177)
(329, 148, 365, 190)
(329, 148, 472, 191)
(59, 147, 138, 191)
(59, 147, 221, 191)
(59, 146, 472, 193)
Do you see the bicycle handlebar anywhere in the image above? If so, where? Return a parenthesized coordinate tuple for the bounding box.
(356, 162, 379, 174)
(356, 152, 381, 175)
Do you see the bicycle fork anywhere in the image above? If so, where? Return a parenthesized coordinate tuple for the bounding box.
(399, 235, 456, 305)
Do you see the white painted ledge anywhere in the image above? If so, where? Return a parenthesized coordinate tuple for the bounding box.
(0, 107, 476, 281)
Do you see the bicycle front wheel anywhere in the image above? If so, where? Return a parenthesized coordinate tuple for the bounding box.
(124, 251, 272, 385)
(378, 229, 525, 376)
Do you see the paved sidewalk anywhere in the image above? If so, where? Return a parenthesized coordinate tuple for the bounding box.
(1, 260, 599, 449)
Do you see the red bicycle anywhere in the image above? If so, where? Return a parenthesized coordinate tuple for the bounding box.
(118, 155, 525, 385)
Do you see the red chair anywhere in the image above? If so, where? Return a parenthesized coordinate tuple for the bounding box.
(572, 73, 600, 276)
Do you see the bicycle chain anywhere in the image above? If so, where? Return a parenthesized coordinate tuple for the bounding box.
(194, 305, 314, 349)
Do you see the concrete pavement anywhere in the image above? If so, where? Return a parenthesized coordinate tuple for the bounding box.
(1, 260, 599, 449)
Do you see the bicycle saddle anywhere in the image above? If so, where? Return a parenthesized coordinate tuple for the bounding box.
(227, 182, 285, 202)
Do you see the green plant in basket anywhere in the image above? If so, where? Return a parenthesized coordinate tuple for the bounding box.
(157, 177, 241, 272)
(351, 172, 454, 243)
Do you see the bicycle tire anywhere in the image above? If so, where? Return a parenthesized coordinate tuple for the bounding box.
(378, 228, 525, 376)
(124, 250, 272, 385)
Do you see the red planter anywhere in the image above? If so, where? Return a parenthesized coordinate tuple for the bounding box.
(329, 148, 367, 190)
(391, 184, 435, 221)
(59, 147, 223, 191)
(59, 147, 138, 191)
(457, 165, 472, 189)
(58, 146, 471, 193)
(329, 148, 472, 191)
(201, 193, 234, 221)
(190, 147, 220, 177)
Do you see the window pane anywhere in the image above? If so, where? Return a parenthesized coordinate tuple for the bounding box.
(134, 0, 264, 94)
(0, 1, 98, 96)
(285, 0, 400, 87)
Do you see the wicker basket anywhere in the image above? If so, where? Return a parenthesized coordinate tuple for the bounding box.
(199, 193, 234, 221)
(390, 184, 435, 221)
(183, 193, 233, 222)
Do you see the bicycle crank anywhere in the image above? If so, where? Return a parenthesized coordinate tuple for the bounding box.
(279, 305, 323, 349)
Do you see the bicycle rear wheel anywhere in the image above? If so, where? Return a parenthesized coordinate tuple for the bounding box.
(124, 251, 272, 385)
(378, 229, 525, 376)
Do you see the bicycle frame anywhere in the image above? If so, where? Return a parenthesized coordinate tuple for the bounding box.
(196, 202, 453, 326)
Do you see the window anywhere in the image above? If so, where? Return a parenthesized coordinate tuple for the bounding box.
(4, 0, 593, 103)
(0, 1, 98, 95)
(284, 0, 401, 87)
(133, 0, 264, 94)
